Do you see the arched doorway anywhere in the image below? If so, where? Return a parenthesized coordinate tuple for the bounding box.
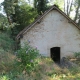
(50, 47, 60, 63)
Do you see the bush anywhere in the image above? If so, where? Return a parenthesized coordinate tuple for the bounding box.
(0, 32, 15, 51)
(74, 52, 80, 59)
(16, 43, 39, 73)
(0, 75, 10, 80)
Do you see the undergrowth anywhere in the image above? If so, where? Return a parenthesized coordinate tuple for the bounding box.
(0, 32, 80, 80)
(0, 56, 80, 80)
(0, 32, 15, 51)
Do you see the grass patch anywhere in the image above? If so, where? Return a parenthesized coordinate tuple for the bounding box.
(0, 56, 80, 80)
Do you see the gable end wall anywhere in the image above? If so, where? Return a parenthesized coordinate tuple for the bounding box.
(20, 10, 80, 58)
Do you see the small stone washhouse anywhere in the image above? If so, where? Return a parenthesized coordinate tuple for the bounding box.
(16, 5, 80, 63)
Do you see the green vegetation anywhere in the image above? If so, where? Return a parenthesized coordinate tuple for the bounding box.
(16, 43, 39, 74)
(0, 0, 80, 80)
(74, 52, 80, 59)
(0, 55, 80, 80)
(2, 0, 38, 38)
(12, 3, 38, 33)
(0, 35, 80, 80)
(0, 31, 15, 74)
(70, 52, 80, 66)
(0, 13, 8, 30)
(0, 32, 15, 51)
(34, 0, 49, 14)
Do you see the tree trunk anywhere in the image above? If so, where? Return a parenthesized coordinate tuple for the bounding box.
(68, 0, 73, 16)
(74, 5, 80, 22)
(67, 0, 69, 15)
(78, 15, 80, 27)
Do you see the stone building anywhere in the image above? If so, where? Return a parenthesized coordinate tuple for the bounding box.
(16, 5, 80, 62)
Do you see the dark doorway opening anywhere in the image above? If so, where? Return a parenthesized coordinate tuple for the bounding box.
(50, 47, 60, 63)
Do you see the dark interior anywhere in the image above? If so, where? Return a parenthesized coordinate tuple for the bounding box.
(50, 47, 60, 63)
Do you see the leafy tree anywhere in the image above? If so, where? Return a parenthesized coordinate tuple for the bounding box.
(54, 0, 64, 10)
(2, 0, 17, 25)
(0, 13, 9, 31)
(11, 1, 38, 37)
(1, 0, 38, 38)
(34, 0, 49, 14)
